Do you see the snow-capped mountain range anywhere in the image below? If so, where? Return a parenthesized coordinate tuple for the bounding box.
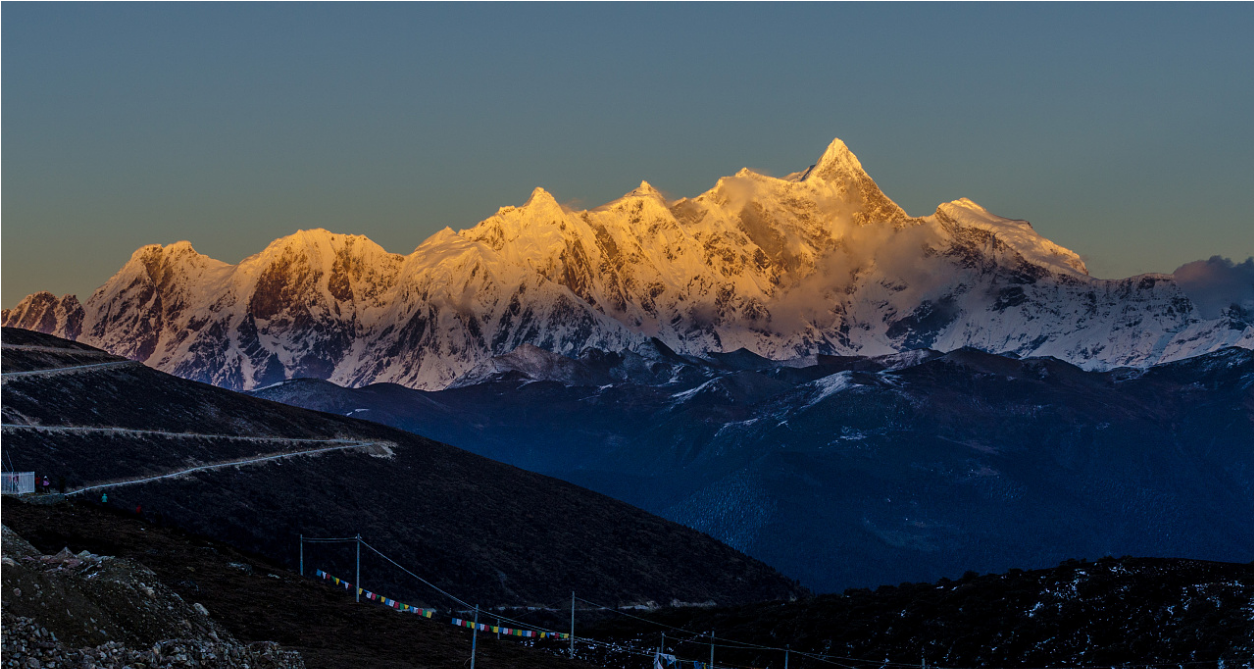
(5, 138, 1252, 390)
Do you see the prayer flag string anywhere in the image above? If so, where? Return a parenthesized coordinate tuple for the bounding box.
(313, 569, 566, 639)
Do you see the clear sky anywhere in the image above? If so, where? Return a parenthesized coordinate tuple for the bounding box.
(4, 3, 1253, 308)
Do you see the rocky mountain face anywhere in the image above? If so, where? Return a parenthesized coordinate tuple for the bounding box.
(251, 343, 1254, 593)
(6, 139, 1251, 390)
(3, 292, 85, 341)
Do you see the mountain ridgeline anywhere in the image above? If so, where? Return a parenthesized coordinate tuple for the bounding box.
(5, 139, 1252, 391)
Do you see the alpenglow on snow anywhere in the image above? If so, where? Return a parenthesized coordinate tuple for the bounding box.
(5, 138, 1252, 390)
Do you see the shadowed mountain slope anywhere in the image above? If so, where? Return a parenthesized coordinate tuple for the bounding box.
(0, 328, 804, 608)
(251, 342, 1254, 593)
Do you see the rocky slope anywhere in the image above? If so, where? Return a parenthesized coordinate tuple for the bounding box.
(2, 500, 602, 669)
(2, 524, 304, 668)
(6, 139, 1251, 390)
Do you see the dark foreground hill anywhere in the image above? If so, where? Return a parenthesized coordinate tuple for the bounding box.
(2, 498, 596, 669)
(571, 557, 1254, 668)
(6, 499, 1251, 669)
(251, 341, 1254, 593)
(0, 327, 803, 609)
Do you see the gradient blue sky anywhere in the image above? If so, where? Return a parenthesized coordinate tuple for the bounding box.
(4, 3, 1253, 308)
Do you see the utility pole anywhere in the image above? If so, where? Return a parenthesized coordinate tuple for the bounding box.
(784, 644, 789, 669)
(709, 630, 715, 669)
(569, 591, 576, 657)
(470, 605, 480, 669)
(298, 534, 303, 577)
(660, 632, 665, 655)
(354, 534, 361, 603)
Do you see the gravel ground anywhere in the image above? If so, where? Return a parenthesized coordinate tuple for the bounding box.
(3, 522, 305, 669)
(2, 612, 304, 669)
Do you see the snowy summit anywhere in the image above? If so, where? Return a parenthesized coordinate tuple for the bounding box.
(5, 138, 1251, 390)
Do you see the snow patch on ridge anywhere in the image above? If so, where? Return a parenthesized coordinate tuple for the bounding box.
(803, 371, 855, 409)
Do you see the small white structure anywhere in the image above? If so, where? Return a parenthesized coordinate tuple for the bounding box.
(1, 472, 35, 495)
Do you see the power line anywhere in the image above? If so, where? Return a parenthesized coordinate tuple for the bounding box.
(307, 539, 1237, 669)
(358, 539, 475, 611)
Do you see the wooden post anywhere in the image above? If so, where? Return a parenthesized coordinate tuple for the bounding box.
(354, 534, 361, 603)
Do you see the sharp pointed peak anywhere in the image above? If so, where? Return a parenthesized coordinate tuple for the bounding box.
(624, 180, 666, 201)
(821, 136, 851, 153)
(802, 137, 869, 183)
(524, 186, 560, 208)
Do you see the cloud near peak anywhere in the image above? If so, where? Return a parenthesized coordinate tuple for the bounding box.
(1172, 256, 1254, 319)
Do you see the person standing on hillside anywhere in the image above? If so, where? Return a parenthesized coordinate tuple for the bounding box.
(101, 492, 108, 504)
(41, 475, 50, 493)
